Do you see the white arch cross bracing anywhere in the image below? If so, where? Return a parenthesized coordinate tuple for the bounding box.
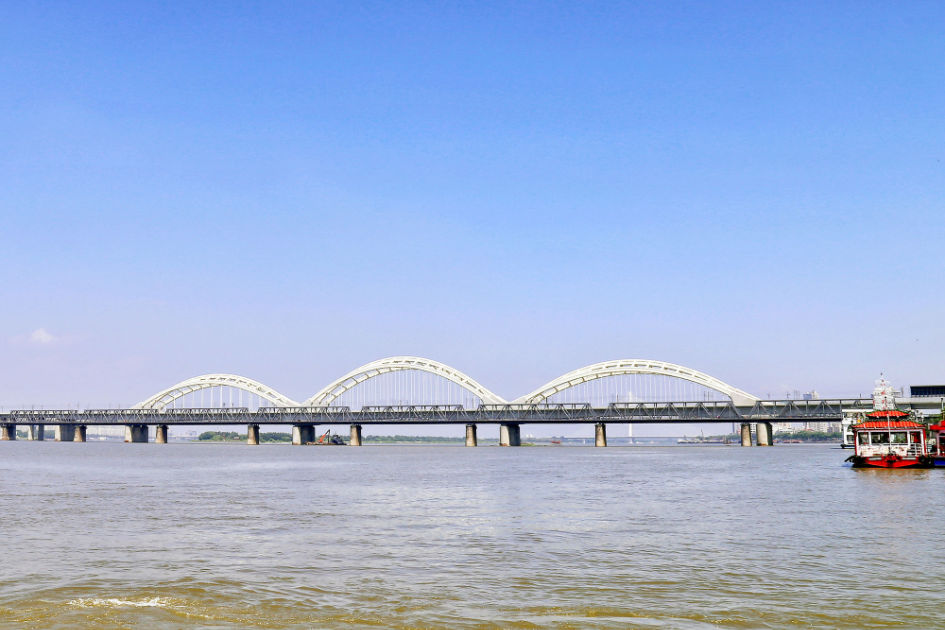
(513, 359, 760, 407)
(133, 374, 299, 410)
(302, 356, 506, 406)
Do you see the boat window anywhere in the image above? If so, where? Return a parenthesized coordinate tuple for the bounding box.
(890, 432, 907, 444)
(858, 433, 870, 445)
(909, 432, 922, 443)
(870, 433, 889, 444)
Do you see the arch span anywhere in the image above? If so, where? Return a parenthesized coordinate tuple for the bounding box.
(133, 374, 299, 410)
(303, 356, 506, 406)
(513, 359, 760, 406)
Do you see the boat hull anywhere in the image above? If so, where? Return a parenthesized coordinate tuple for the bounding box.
(847, 455, 929, 469)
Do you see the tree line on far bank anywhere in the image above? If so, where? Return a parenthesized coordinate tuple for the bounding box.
(196, 431, 466, 443)
(198, 431, 291, 442)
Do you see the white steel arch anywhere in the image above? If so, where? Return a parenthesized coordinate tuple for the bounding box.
(513, 359, 760, 407)
(133, 374, 299, 410)
(303, 356, 506, 406)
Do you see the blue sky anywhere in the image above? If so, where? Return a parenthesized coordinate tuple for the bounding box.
(2, 1, 944, 417)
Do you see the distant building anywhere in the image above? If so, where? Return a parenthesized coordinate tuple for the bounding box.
(909, 385, 945, 397)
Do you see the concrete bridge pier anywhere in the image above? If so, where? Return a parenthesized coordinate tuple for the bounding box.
(29, 424, 45, 441)
(1, 424, 16, 441)
(124, 424, 148, 443)
(247, 424, 260, 445)
(499, 423, 521, 447)
(349, 424, 362, 446)
(756, 422, 773, 446)
(292, 424, 315, 445)
(155, 425, 169, 444)
(74, 425, 87, 442)
(740, 423, 752, 447)
(55, 424, 76, 442)
(465, 424, 477, 447)
(595, 422, 607, 447)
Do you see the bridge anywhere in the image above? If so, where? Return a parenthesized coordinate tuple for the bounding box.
(2, 357, 941, 447)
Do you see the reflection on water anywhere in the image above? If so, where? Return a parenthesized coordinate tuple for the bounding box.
(1, 442, 943, 628)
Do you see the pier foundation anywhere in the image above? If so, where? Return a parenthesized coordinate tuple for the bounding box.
(595, 422, 607, 447)
(1, 424, 16, 441)
(349, 424, 362, 446)
(740, 423, 752, 447)
(247, 424, 260, 445)
(465, 423, 477, 447)
(124, 424, 148, 443)
(756, 422, 773, 447)
(55, 424, 76, 442)
(155, 425, 168, 444)
(499, 423, 521, 447)
(29, 424, 45, 441)
(74, 425, 87, 442)
(292, 424, 315, 445)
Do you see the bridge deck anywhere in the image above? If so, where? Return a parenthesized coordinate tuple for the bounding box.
(2, 398, 928, 425)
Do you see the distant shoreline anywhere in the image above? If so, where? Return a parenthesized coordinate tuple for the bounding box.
(176, 431, 843, 446)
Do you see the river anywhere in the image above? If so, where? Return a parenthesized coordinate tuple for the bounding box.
(0, 442, 942, 628)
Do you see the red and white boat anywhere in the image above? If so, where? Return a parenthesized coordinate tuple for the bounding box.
(847, 410, 929, 468)
(845, 377, 931, 468)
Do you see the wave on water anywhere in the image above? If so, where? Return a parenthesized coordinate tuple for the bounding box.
(68, 597, 177, 609)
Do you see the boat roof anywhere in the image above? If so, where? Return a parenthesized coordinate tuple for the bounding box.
(865, 409, 910, 418)
(930, 424, 945, 432)
(853, 420, 924, 430)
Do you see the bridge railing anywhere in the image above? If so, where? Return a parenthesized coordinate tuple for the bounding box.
(740, 399, 871, 419)
(7, 409, 80, 421)
(359, 405, 467, 422)
(603, 399, 876, 421)
(477, 403, 596, 422)
(81, 409, 189, 423)
(605, 402, 743, 421)
(257, 406, 352, 423)
(156, 408, 250, 423)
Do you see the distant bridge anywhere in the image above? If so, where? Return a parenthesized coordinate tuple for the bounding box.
(3, 356, 941, 447)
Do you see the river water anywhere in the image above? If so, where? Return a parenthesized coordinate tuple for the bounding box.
(0, 441, 942, 629)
